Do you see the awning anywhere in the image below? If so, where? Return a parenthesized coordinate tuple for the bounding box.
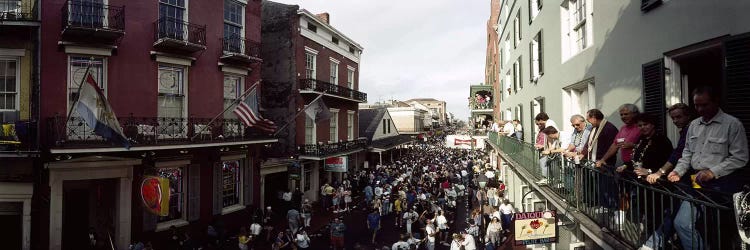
(369, 135, 414, 152)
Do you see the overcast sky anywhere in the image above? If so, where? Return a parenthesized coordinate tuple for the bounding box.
(272, 0, 490, 121)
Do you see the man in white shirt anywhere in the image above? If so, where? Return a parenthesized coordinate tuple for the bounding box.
(392, 234, 411, 250)
(425, 219, 437, 250)
(502, 120, 515, 137)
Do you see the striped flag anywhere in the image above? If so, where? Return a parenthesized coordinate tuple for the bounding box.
(233, 84, 277, 132)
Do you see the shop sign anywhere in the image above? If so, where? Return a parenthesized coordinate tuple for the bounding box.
(288, 162, 301, 179)
(514, 210, 557, 246)
(324, 156, 348, 172)
(141, 176, 170, 216)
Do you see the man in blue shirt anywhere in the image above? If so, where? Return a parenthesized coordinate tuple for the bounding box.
(367, 209, 381, 244)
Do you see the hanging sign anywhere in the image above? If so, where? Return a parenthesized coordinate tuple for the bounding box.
(324, 156, 348, 172)
(514, 210, 558, 246)
(141, 176, 170, 216)
(454, 138, 476, 146)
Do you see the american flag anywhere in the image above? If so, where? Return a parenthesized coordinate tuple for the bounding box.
(233, 83, 276, 132)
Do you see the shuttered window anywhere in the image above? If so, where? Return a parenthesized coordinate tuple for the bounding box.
(642, 59, 666, 134)
(723, 33, 750, 145)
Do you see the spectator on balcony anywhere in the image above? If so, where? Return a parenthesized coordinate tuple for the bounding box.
(512, 119, 523, 141)
(490, 121, 501, 133)
(596, 104, 641, 168)
(618, 114, 673, 176)
(645, 103, 693, 184)
(564, 114, 592, 161)
(501, 120, 515, 137)
(667, 86, 749, 250)
(585, 109, 619, 212)
(537, 126, 563, 185)
(533, 113, 558, 150)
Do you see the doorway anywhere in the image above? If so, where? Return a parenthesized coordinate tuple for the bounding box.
(62, 179, 117, 250)
(263, 171, 289, 212)
(0, 202, 22, 250)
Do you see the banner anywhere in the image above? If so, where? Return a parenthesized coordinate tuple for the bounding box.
(454, 138, 476, 146)
(141, 176, 170, 216)
(514, 210, 557, 246)
(324, 156, 348, 172)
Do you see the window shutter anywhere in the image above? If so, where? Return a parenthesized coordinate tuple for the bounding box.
(529, 101, 535, 140)
(529, 41, 534, 80)
(519, 57, 523, 89)
(243, 159, 253, 206)
(188, 164, 201, 221)
(723, 33, 750, 144)
(213, 163, 223, 215)
(539, 32, 544, 75)
(642, 58, 666, 134)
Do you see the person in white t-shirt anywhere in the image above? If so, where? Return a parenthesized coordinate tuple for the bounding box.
(502, 120, 515, 136)
(403, 209, 419, 235)
(498, 199, 515, 233)
(425, 219, 437, 250)
(435, 210, 450, 245)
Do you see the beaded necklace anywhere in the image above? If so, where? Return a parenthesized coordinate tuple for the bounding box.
(631, 136, 653, 167)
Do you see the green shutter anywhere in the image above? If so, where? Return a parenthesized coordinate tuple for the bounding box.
(723, 33, 750, 144)
(642, 58, 666, 134)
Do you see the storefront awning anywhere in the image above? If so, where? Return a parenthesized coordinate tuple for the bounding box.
(369, 135, 414, 152)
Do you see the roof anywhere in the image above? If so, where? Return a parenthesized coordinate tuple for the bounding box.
(298, 9, 364, 50)
(358, 108, 387, 141)
(369, 135, 414, 152)
(406, 98, 443, 103)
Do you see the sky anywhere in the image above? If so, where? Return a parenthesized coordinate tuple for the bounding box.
(271, 0, 490, 121)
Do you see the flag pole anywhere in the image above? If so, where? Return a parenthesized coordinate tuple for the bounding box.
(191, 80, 260, 141)
(272, 92, 325, 137)
(64, 57, 96, 126)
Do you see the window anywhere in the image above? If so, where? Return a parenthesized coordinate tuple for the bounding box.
(347, 112, 354, 140)
(221, 160, 242, 208)
(157, 166, 186, 223)
(329, 60, 338, 84)
(530, 31, 543, 81)
(223, 0, 245, 53)
(513, 12, 521, 48)
(349, 46, 355, 53)
(305, 51, 316, 79)
(513, 58, 522, 92)
(530, 0, 542, 22)
(382, 119, 387, 134)
(303, 167, 312, 191)
(158, 65, 187, 137)
(307, 22, 317, 32)
(562, 79, 595, 127)
(562, 0, 591, 60)
(159, 0, 186, 39)
(504, 35, 511, 64)
(329, 110, 338, 141)
(387, 119, 391, 133)
(223, 75, 243, 119)
(68, 57, 105, 139)
(347, 68, 355, 89)
(305, 116, 315, 144)
(504, 72, 512, 98)
(332, 36, 339, 45)
(0, 59, 19, 111)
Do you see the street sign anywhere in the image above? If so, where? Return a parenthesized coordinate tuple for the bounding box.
(324, 156, 348, 172)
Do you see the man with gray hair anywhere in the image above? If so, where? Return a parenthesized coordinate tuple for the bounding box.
(596, 103, 641, 168)
(564, 114, 592, 159)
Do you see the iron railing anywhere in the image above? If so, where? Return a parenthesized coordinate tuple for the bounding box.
(297, 138, 367, 157)
(0, 0, 36, 21)
(222, 37, 261, 59)
(61, 0, 124, 31)
(469, 101, 494, 110)
(48, 115, 269, 148)
(487, 132, 748, 249)
(154, 17, 206, 46)
(299, 78, 367, 102)
(0, 120, 37, 153)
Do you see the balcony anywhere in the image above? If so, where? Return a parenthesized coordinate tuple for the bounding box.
(61, 0, 124, 43)
(0, 120, 38, 156)
(486, 132, 747, 249)
(297, 138, 367, 159)
(299, 78, 367, 103)
(0, 0, 36, 23)
(221, 37, 261, 65)
(47, 115, 274, 151)
(153, 17, 206, 53)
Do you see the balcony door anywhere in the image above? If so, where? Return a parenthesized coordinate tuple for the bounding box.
(69, 0, 105, 28)
(158, 0, 186, 40)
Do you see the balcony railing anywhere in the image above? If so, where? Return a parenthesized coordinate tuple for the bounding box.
(0, 0, 36, 21)
(153, 17, 206, 52)
(0, 120, 38, 154)
(297, 138, 367, 158)
(61, 0, 125, 41)
(221, 37, 261, 63)
(487, 132, 748, 249)
(469, 101, 494, 110)
(48, 115, 270, 149)
(299, 79, 367, 103)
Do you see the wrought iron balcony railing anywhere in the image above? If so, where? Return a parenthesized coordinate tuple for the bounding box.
(0, 120, 38, 153)
(0, 0, 36, 21)
(62, 0, 124, 31)
(222, 37, 261, 60)
(48, 115, 269, 149)
(297, 138, 367, 158)
(469, 101, 494, 110)
(299, 78, 367, 103)
(154, 17, 206, 52)
(487, 132, 747, 249)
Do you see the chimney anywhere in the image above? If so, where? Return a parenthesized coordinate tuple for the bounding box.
(315, 12, 330, 24)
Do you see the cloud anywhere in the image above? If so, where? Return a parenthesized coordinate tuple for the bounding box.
(269, 0, 489, 121)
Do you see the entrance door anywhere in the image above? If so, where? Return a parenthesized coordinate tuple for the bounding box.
(62, 179, 117, 250)
(62, 183, 90, 249)
(263, 172, 289, 213)
(0, 202, 22, 250)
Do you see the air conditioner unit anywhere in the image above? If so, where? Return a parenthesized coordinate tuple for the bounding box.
(1, 111, 20, 123)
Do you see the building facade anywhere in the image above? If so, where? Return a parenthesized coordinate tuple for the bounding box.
(36, 0, 271, 249)
(0, 1, 40, 249)
(491, 0, 750, 248)
(406, 98, 447, 127)
(261, 1, 366, 206)
(486, 0, 502, 121)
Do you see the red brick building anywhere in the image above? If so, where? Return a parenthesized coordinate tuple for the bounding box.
(261, 2, 366, 207)
(35, 0, 271, 249)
